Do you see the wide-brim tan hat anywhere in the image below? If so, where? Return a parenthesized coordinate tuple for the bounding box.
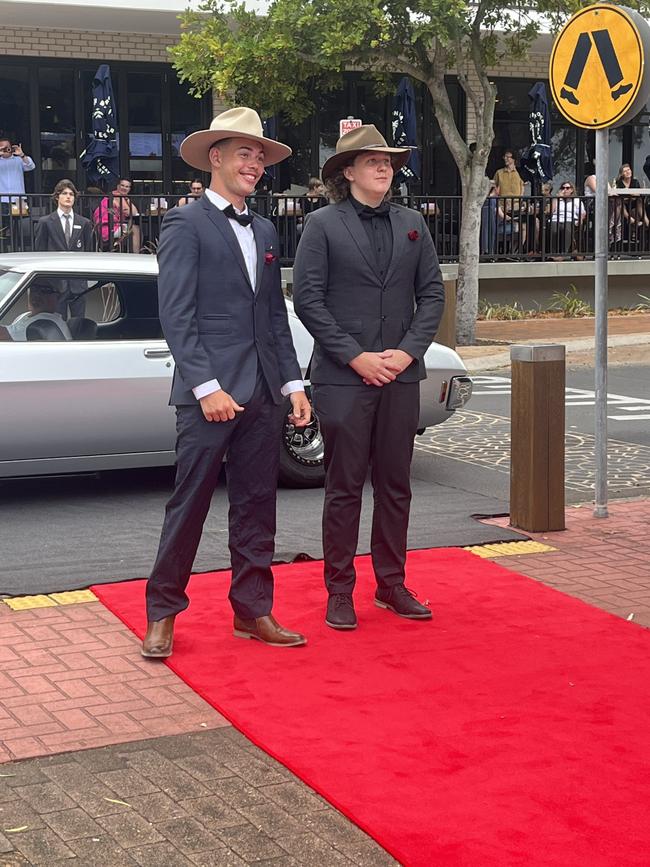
(180, 106, 292, 171)
(322, 124, 411, 181)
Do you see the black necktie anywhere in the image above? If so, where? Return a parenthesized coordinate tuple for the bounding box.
(223, 204, 253, 227)
(358, 201, 391, 220)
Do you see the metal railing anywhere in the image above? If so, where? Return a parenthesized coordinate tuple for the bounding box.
(3, 192, 650, 264)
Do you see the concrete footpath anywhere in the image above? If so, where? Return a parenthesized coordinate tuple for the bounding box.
(0, 315, 649, 866)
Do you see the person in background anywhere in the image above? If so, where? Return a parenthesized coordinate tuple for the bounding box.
(93, 177, 141, 252)
(177, 179, 205, 207)
(297, 176, 326, 236)
(550, 181, 586, 259)
(34, 179, 94, 317)
(0, 137, 35, 251)
(616, 163, 647, 243)
(0, 138, 35, 208)
(493, 150, 526, 250)
(7, 280, 72, 341)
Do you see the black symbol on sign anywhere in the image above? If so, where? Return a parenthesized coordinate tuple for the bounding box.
(560, 29, 633, 105)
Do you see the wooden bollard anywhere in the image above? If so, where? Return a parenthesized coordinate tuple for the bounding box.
(510, 344, 566, 532)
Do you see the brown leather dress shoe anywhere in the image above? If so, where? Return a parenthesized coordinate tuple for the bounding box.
(233, 614, 307, 647)
(141, 614, 175, 658)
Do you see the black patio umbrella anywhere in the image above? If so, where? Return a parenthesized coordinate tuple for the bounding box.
(520, 81, 553, 189)
(80, 63, 119, 187)
(391, 77, 420, 184)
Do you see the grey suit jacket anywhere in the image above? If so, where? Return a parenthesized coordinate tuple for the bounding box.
(157, 194, 302, 406)
(292, 198, 445, 385)
(34, 211, 94, 253)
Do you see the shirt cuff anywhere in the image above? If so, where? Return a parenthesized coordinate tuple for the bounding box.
(192, 379, 221, 400)
(281, 380, 305, 397)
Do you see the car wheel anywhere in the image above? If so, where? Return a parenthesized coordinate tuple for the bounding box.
(278, 396, 325, 488)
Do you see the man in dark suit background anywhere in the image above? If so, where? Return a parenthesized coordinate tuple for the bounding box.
(34, 179, 94, 317)
(293, 125, 445, 631)
(143, 107, 311, 658)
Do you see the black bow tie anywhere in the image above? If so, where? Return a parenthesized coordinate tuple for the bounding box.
(357, 201, 390, 220)
(223, 204, 253, 227)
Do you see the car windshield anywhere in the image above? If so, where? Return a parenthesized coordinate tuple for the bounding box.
(0, 269, 23, 312)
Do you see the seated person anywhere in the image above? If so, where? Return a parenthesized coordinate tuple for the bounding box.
(177, 179, 204, 206)
(6, 280, 72, 341)
(93, 177, 141, 252)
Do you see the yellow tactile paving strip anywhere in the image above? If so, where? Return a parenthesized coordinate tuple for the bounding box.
(464, 540, 557, 558)
(2, 589, 97, 611)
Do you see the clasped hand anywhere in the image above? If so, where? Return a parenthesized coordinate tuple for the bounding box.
(350, 350, 414, 387)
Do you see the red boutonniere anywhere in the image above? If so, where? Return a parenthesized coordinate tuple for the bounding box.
(265, 251, 277, 265)
(408, 230, 419, 241)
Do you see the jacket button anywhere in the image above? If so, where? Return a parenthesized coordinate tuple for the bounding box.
(381, 315, 386, 321)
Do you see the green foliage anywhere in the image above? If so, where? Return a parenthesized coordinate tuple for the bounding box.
(549, 284, 593, 318)
(478, 299, 527, 321)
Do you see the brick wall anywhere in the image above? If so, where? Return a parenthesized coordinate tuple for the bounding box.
(0, 25, 175, 62)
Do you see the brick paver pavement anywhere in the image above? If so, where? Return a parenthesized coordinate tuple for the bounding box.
(485, 498, 650, 628)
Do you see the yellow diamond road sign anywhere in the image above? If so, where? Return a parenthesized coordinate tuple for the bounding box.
(550, 4, 650, 129)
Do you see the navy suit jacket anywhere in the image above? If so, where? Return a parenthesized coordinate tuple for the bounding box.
(292, 198, 445, 385)
(157, 195, 302, 406)
(34, 211, 94, 252)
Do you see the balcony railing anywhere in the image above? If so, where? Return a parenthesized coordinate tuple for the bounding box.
(2, 192, 650, 265)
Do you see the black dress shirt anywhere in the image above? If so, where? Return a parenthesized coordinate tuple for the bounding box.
(349, 195, 393, 280)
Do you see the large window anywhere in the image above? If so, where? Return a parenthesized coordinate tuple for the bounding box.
(1, 59, 210, 195)
(39, 67, 76, 192)
(277, 74, 463, 195)
(0, 66, 31, 190)
(127, 73, 163, 185)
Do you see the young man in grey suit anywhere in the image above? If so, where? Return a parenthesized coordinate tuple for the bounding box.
(293, 125, 445, 630)
(143, 108, 311, 657)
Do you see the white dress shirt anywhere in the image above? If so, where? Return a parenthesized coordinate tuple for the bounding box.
(192, 189, 303, 401)
(58, 208, 74, 243)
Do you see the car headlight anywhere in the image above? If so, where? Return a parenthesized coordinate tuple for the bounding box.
(446, 375, 473, 409)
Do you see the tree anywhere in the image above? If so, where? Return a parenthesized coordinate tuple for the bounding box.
(170, 0, 569, 343)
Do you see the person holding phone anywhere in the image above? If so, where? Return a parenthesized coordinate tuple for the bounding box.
(0, 138, 35, 208)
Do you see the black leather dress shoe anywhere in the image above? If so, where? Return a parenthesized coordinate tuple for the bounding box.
(326, 593, 357, 630)
(375, 584, 432, 620)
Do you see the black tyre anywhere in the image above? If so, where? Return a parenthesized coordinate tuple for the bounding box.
(278, 396, 325, 488)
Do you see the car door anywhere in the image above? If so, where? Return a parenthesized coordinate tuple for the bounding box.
(0, 271, 176, 472)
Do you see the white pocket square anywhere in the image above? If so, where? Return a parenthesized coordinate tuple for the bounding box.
(73, 224, 82, 229)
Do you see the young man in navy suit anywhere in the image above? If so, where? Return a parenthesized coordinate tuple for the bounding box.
(34, 179, 94, 317)
(143, 108, 311, 657)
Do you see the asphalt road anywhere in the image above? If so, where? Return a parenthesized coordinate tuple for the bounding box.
(471, 363, 650, 447)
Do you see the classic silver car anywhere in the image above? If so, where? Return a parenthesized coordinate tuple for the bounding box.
(0, 253, 472, 486)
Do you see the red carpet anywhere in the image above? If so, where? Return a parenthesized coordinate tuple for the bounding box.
(93, 548, 650, 866)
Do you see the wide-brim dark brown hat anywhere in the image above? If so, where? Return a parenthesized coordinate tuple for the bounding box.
(180, 106, 292, 171)
(321, 124, 411, 181)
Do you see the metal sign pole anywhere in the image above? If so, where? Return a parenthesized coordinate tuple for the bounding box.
(594, 128, 609, 518)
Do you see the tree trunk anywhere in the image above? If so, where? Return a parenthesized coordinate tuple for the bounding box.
(455, 168, 487, 344)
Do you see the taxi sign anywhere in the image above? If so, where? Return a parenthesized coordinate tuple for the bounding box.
(550, 4, 650, 129)
(339, 117, 362, 137)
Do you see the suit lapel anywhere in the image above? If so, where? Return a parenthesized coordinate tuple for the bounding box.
(338, 199, 382, 281)
(385, 205, 407, 285)
(51, 212, 68, 249)
(201, 196, 253, 290)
